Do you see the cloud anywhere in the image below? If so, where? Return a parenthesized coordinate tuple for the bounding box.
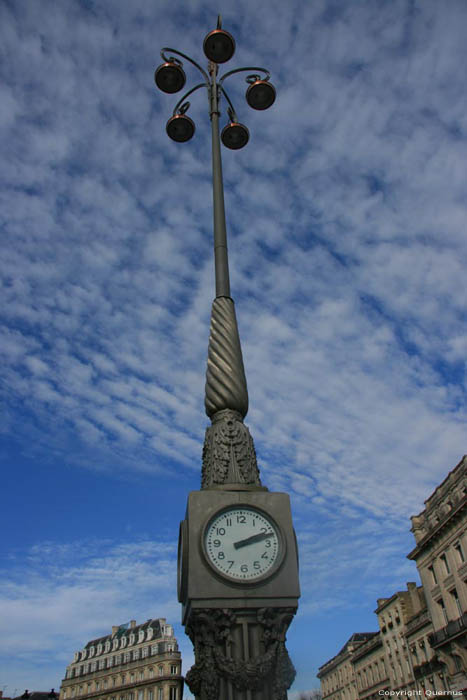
(1, 0, 466, 694)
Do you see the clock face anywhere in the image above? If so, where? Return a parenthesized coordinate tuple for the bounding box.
(203, 506, 284, 583)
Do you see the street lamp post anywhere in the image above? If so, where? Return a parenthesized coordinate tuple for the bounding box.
(155, 17, 300, 700)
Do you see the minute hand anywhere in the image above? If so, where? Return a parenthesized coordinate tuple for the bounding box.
(233, 532, 274, 550)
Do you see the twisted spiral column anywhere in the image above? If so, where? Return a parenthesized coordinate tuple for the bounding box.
(205, 296, 248, 419)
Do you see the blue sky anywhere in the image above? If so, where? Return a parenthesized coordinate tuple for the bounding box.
(1, 0, 466, 697)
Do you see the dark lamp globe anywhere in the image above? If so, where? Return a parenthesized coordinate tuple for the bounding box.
(246, 80, 276, 110)
(166, 114, 195, 142)
(154, 62, 186, 94)
(203, 29, 235, 63)
(221, 122, 249, 150)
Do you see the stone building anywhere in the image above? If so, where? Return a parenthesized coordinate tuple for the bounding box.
(317, 633, 378, 700)
(408, 455, 467, 692)
(318, 455, 467, 698)
(352, 631, 389, 700)
(59, 618, 183, 700)
(375, 584, 424, 690)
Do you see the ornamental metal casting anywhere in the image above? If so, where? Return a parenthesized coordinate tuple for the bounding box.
(202, 408, 261, 488)
(185, 607, 296, 700)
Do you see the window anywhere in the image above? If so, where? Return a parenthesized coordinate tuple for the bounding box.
(159, 666, 164, 676)
(139, 631, 145, 643)
(450, 588, 463, 617)
(170, 665, 178, 675)
(138, 691, 144, 700)
(139, 671, 144, 680)
(142, 647, 149, 658)
(149, 668, 154, 678)
(169, 687, 177, 700)
(112, 677, 117, 687)
(454, 542, 465, 563)
(124, 652, 131, 663)
(151, 644, 159, 655)
(428, 565, 438, 585)
(95, 682, 100, 691)
(437, 598, 449, 625)
(133, 648, 140, 660)
(130, 674, 135, 683)
(148, 692, 153, 700)
(104, 680, 108, 689)
(157, 691, 163, 700)
(440, 553, 451, 575)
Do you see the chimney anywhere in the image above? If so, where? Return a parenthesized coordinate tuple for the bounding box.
(130, 620, 136, 628)
(407, 582, 421, 614)
(112, 626, 119, 636)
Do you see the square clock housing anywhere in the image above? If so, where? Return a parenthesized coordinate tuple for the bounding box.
(178, 489, 300, 624)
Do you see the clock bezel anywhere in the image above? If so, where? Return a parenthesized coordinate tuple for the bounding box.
(201, 504, 286, 586)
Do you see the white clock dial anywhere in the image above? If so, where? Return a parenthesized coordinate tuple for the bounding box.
(203, 506, 284, 582)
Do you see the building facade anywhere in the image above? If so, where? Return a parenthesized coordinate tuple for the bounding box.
(59, 619, 183, 700)
(318, 455, 467, 697)
(318, 633, 378, 700)
(408, 455, 467, 692)
(352, 632, 389, 700)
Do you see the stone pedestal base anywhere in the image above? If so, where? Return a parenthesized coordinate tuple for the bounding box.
(185, 606, 296, 700)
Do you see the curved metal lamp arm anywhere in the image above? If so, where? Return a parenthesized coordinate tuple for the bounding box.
(219, 66, 271, 86)
(161, 47, 210, 85)
(172, 83, 208, 115)
(220, 86, 238, 121)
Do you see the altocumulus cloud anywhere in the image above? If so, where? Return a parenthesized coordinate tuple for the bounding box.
(1, 0, 466, 695)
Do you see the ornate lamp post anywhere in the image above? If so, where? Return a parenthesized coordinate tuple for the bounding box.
(155, 17, 300, 700)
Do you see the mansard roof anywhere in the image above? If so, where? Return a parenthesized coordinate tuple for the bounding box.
(84, 618, 163, 649)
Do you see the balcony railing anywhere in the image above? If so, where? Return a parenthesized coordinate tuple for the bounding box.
(429, 612, 467, 647)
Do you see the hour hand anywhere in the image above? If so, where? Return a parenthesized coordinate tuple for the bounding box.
(233, 532, 273, 549)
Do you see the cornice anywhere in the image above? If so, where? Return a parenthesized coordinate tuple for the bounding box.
(408, 495, 467, 560)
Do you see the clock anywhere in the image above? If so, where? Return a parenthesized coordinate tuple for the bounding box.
(202, 505, 285, 583)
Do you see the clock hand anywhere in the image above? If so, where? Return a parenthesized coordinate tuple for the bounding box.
(233, 532, 274, 549)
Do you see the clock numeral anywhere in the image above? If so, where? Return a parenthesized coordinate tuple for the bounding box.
(216, 527, 225, 535)
(237, 515, 246, 524)
(252, 519, 256, 527)
(253, 561, 260, 570)
(227, 560, 234, 569)
(260, 527, 267, 533)
(240, 564, 248, 572)
(265, 539, 271, 548)
(218, 551, 225, 559)
(226, 518, 232, 526)
(213, 539, 221, 547)
(261, 552, 268, 559)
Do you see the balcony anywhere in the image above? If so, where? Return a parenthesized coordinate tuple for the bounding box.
(413, 659, 444, 680)
(429, 613, 467, 647)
